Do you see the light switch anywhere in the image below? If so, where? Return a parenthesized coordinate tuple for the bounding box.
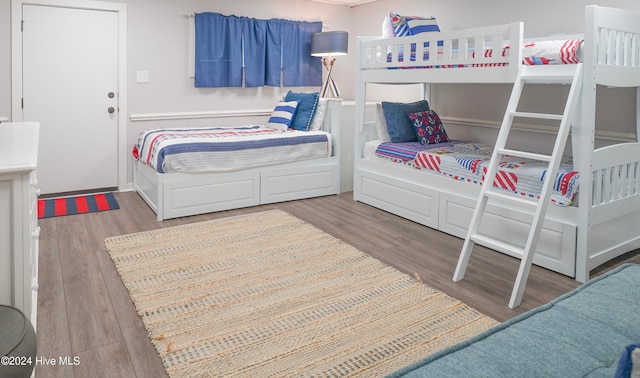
(136, 70, 149, 83)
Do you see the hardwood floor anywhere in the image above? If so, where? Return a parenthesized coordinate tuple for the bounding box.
(35, 191, 640, 377)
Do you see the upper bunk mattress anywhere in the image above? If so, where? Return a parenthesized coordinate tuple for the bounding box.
(368, 140, 579, 206)
(134, 126, 331, 173)
(382, 38, 583, 68)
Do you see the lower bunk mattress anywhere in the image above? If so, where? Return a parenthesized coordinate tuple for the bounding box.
(133, 126, 332, 173)
(367, 140, 579, 206)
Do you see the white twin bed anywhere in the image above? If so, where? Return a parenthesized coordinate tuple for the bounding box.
(133, 98, 341, 221)
(353, 5, 640, 282)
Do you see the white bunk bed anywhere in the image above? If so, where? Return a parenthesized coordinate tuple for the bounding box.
(134, 99, 341, 221)
(353, 6, 640, 282)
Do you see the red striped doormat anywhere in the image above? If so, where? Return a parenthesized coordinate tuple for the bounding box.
(38, 192, 120, 219)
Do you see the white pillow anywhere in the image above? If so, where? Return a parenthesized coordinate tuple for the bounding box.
(381, 13, 393, 39)
(308, 98, 329, 131)
(266, 100, 298, 131)
(376, 103, 391, 141)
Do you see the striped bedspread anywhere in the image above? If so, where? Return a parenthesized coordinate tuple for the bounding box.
(134, 126, 331, 173)
(375, 141, 579, 206)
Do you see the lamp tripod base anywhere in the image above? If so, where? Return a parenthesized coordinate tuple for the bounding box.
(321, 57, 340, 98)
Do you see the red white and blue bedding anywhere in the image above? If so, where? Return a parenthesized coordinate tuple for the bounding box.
(374, 141, 579, 206)
(386, 39, 583, 68)
(133, 126, 331, 173)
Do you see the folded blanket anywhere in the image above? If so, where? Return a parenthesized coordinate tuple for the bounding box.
(519, 39, 583, 65)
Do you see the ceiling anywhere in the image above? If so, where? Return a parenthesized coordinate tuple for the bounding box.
(309, 0, 379, 7)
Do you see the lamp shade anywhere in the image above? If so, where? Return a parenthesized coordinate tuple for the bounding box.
(310, 31, 348, 57)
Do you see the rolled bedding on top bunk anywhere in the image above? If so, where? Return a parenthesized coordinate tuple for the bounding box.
(519, 39, 583, 65)
(370, 140, 580, 206)
(386, 38, 583, 68)
(133, 126, 331, 173)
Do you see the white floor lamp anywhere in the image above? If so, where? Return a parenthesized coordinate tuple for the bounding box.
(311, 31, 348, 98)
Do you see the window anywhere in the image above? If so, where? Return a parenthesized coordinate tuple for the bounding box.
(194, 13, 322, 88)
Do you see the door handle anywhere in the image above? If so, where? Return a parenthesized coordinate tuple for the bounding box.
(108, 107, 115, 114)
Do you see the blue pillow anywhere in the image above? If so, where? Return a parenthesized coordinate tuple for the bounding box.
(284, 91, 319, 131)
(381, 100, 430, 143)
(266, 101, 298, 131)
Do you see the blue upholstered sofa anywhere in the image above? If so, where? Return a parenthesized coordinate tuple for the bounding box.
(391, 264, 640, 378)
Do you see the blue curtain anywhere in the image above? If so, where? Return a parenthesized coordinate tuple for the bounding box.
(282, 21, 322, 87)
(195, 13, 243, 87)
(265, 19, 283, 87)
(195, 13, 321, 88)
(242, 18, 267, 87)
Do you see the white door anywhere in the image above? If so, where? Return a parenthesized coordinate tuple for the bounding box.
(21, 4, 119, 194)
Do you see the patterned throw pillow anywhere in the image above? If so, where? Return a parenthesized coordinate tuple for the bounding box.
(266, 100, 298, 131)
(390, 13, 440, 37)
(390, 13, 411, 37)
(407, 109, 449, 145)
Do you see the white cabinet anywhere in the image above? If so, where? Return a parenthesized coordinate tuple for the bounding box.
(0, 122, 40, 330)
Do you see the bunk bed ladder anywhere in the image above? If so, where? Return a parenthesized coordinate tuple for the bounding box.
(453, 64, 583, 308)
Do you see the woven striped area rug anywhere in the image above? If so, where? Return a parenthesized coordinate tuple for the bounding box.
(105, 210, 498, 377)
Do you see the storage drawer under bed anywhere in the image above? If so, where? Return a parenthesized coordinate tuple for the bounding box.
(439, 192, 576, 277)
